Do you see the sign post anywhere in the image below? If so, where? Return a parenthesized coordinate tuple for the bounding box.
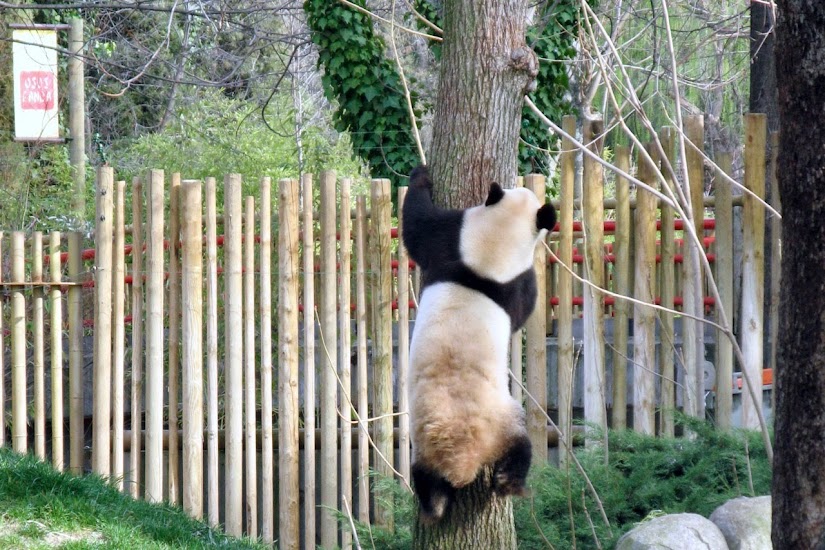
(12, 26, 62, 141)
(11, 20, 85, 221)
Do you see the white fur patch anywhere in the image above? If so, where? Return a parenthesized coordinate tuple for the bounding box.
(459, 187, 546, 282)
(409, 283, 525, 487)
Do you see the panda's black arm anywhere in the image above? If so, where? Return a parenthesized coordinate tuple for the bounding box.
(402, 166, 463, 270)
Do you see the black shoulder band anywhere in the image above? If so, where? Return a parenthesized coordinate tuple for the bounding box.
(423, 263, 538, 332)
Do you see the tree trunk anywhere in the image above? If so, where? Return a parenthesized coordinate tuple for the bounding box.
(413, 1, 535, 548)
(749, 1, 778, 132)
(772, 2, 825, 549)
(412, 469, 517, 549)
(429, 0, 537, 206)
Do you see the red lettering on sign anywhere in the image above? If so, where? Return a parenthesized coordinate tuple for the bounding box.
(20, 70, 56, 110)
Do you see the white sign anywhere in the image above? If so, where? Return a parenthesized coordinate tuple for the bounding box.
(13, 29, 60, 141)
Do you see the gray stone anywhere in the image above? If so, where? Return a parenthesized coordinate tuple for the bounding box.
(709, 496, 772, 550)
(616, 513, 729, 550)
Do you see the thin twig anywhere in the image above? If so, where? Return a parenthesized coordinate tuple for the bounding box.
(343, 498, 363, 550)
(509, 373, 611, 532)
(337, 0, 442, 42)
(314, 309, 413, 493)
(390, 0, 427, 164)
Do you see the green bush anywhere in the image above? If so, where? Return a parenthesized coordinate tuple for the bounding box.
(348, 420, 771, 549)
(515, 419, 772, 549)
(110, 90, 368, 198)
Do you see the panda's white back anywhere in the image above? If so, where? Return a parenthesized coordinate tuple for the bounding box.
(408, 281, 522, 487)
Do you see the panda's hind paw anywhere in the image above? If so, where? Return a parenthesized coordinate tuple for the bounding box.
(493, 434, 532, 498)
(412, 462, 454, 522)
(493, 473, 530, 498)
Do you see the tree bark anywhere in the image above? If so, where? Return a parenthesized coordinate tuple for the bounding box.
(413, 1, 535, 548)
(772, 2, 825, 549)
(412, 469, 517, 549)
(429, 0, 537, 206)
(749, 1, 778, 132)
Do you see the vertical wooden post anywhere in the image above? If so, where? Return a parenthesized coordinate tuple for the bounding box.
(319, 171, 339, 547)
(741, 113, 767, 430)
(112, 180, 126, 489)
(181, 179, 203, 519)
(683, 115, 706, 418)
(354, 196, 371, 524)
(68, 232, 83, 474)
(370, 178, 393, 528)
(633, 145, 658, 435)
(32, 231, 45, 460)
(145, 169, 165, 503)
(11, 232, 27, 453)
(50, 232, 64, 470)
(224, 173, 244, 535)
(397, 186, 411, 484)
(0, 232, 4, 449)
(279, 178, 301, 550)
(525, 174, 548, 462)
(204, 177, 220, 526)
(168, 174, 182, 506)
(557, 115, 576, 461)
(714, 154, 735, 430)
(339, 177, 353, 550)
(243, 195, 258, 536)
(582, 120, 606, 442)
(68, 18, 86, 219)
(93, 166, 114, 477)
(511, 168, 525, 405)
(611, 146, 632, 430)
(260, 177, 274, 543)
(301, 173, 317, 550)
(130, 176, 144, 498)
(658, 128, 677, 436)
(511, 178, 525, 405)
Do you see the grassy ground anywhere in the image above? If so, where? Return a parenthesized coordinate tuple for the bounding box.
(0, 448, 266, 549)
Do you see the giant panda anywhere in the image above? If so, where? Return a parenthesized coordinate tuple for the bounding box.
(402, 165, 557, 521)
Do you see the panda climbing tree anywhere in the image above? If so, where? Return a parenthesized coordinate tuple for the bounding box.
(404, 1, 546, 548)
(404, 166, 556, 519)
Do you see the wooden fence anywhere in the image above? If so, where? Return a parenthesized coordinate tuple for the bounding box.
(0, 114, 779, 547)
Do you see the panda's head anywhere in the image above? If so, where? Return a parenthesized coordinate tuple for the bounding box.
(460, 183, 556, 283)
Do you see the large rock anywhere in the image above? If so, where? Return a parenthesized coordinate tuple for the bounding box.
(616, 513, 729, 550)
(710, 496, 772, 549)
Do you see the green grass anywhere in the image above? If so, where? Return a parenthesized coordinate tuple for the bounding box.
(0, 448, 266, 549)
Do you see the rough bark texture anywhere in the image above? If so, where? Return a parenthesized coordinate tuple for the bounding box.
(412, 468, 517, 550)
(414, 0, 534, 547)
(749, 1, 778, 131)
(772, 2, 825, 549)
(429, 0, 537, 206)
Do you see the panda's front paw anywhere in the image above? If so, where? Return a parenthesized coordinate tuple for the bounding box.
(409, 165, 434, 191)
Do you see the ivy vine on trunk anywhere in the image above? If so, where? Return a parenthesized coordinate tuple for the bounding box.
(304, 0, 422, 182)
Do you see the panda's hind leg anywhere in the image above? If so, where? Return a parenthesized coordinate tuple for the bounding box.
(412, 462, 455, 522)
(493, 433, 532, 497)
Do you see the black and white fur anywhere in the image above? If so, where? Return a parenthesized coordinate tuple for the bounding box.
(402, 165, 556, 521)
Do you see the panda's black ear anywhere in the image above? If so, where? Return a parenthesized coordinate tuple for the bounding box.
(485, 183, 505, 206)
(536, 204, 557, 231)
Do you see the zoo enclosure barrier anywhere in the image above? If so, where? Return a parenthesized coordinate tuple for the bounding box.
(0, 113, 779, 547)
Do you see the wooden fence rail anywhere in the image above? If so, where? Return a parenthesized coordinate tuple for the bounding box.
(0, 114, 777, 547)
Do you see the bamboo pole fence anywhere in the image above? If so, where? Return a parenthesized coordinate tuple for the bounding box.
(0, 115, 778, 547)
